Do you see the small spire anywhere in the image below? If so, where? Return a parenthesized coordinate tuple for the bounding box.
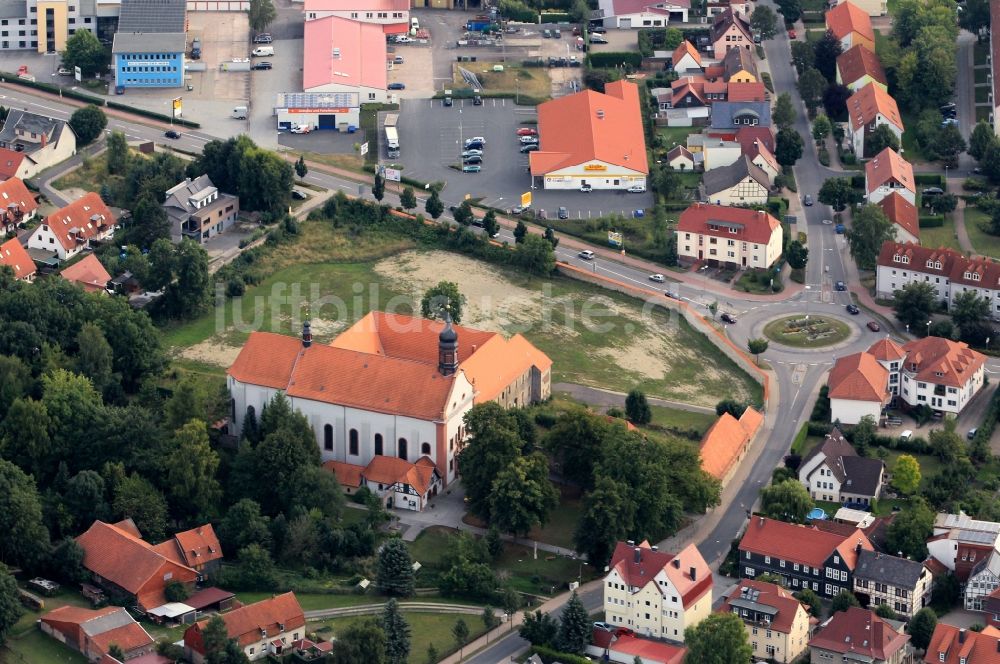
(302, 319, 312, 348)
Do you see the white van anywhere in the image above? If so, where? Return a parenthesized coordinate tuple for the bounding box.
(232, 106, 248, 119)
(410, 16, 419, 30)
(251, 46, 274, 57)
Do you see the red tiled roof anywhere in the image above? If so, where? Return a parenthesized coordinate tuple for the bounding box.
(735, 125, 775, 152)
(726, 81, 766, 102)
(826, 1, 875, 44)
(836, 44, 886, 88)
(876, 241, 962, 277)
(720, 580, 809, 634)
(699, 406, 762, 480)
(363, 455, 437, 495)
(926, 624, 1000, 664)
(530, 81, 648, 175)
(173, 524, 223, 568)
(740, 516, 873, 568)
(828, 351, 889, 403)
(43, 192, 114, 252)
(184, 586, 235, 611)
(867, 337, 906, 362)
(672, 39, 702, 68)
(866, 147, 914, 194)
(609, 541, 712, 609)
(848, 82, 903, 132)
(0, 148, 26, 179)
(187, 593, 305, 652)
(0, 237, 34, 280)
(75, 521, 198, 610)
(950, 255, 1000, 292)
(0, 176, 37, 217)
(608, 634, 686, 664)
(810, 607, 909, 659)
(901, 336, 986, 389)
(41, 606, 153, 656)
(323, 460, 364, 487)
(60, 254, 111, 292)
(878, 192, 919, 240)
(677, 203, 780, 246)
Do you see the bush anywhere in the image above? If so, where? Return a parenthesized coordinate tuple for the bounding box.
(841, 152, 857, 165)
(105, 100, 200, 128)
(818, 147, 830, 166)
(963, 177, 991, 192)
(919, 215, 944, 228)
(531, 646, 592, 664)
(586, 52, 643, 68)
(539, 11, 571, 22)
(850, 174, 866, 189)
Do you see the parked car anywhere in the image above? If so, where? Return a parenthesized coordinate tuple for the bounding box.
(846, 304, 860, 315)
(558, 206, 568, 219)
(968, 428, 979, 440)
(462, 149, 483, 158)
(393, 55, 404, 64)
(467, 136, 486, 145)
(473, 95, 483, 105)
(627, 184, 646, 193)
(465, 140, 484, 151)
(57, 67, 72, 76)
(590, 34, 608, 43)
(519, 144, 539, 153)
(721, 313, 737, 324)
(290, 124, 311, 134)
(580, 184, 592, 193)
(835, 223, 845, 234)
(553, 29, 561, 37)
(516, 128, 538, 136)
(253, 33, 272, 43)
(462, 164, 481, 173)
(444, 96, 453, 107)
(803, 194, 813, 206)
(292, 190, 309, 200)
(388, 82, 406, 90)
(787, 28, 796, 38)
(922, 187, 944, 196)
(835, 281, 846, 291)
(649, 273, 665, 283)
(519, 135, 539, 144)
(867, 321, 881, 332)
(590, 25, 607, 33)
(251, 61, 272, 70)
(543, 29, 552, 38)
(164, 130, 181, 139)
(463, 156, 483, 165)
(510, 205, 526, 215)
(578, 250, 595, 260)
(394, 36, 414, 43)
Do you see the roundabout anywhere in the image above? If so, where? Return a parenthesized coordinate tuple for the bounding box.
(762, 314, 853, 349)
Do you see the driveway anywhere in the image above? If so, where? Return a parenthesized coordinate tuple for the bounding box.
(248, 37, 304, 148)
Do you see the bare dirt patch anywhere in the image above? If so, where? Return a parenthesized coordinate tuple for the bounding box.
(178, 339, 243, 367)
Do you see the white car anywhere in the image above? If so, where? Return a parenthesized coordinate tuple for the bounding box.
(290, 125, 312, 134)
(468, 136, 486, 145)
(578, 250, 595, 260)
(649, 273, 665, 283)
(395, 36, 414, 43)
(519, 135, 539, 144)
(57, 67, 72, 76)
(627, 184, 646, 193)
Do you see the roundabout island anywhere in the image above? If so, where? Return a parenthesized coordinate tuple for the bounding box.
(762, 315, 853, 349)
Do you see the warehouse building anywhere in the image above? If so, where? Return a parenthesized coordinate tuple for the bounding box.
(303, 15, 386, 100)
(529, 80, 648, 190)
(112, 0, 187, 89)
(273, 91, 360, 131)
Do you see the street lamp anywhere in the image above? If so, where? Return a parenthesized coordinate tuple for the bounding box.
(927, 320, 931, 336)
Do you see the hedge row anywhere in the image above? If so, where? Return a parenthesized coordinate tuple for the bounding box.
(919, 215, 944, 228)
(587, 52, 643, 68)
(539, 11, 571, 22)
(105, 100, 200, 128)
(915, 173, 945, 186)
(530, 646, 591, 664)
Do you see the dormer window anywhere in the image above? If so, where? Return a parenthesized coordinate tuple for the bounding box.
(935, 262, 941, 269)
(965, 272, 972, 279)
(926, 260, 933, 268)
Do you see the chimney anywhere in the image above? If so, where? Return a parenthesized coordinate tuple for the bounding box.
(596, 109, 605, 119)
(302, 320, 312, 348)
(634, 547, 641, 563)
(627, 540, 635, 546)
(959, 628, 967, 644)
(672, 558, 680, 569)
(690, 566, 697, 581)
(855, 541, 862, 554)
(651, 545, 658, 552)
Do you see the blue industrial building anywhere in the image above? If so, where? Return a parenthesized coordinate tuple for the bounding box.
(111, 0, 187, 89)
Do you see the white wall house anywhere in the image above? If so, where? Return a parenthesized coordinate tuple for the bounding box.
(965, 550, 1000, 611)
(675, 203, 782, 269)
(26, 192, 114, 261)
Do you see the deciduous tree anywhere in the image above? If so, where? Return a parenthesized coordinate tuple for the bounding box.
(847, 205, 896, 269)
(625, 389, 652, 425)
(452, 619, 470, 659)
(750, 5, 778, 39)
(575, 477, 632, 567)
(893, 281, 937, 331)
(62, 30, 107, 77)
(106, 131, 129, 175)
(970, 122, 998, 161)
(794, 588, 822, 617)
(519, 610, 558, 647)
(908, 607, 938, 650)
(798, 68, 827, 115)
(786, 239, 809, 270)
(774, 0, 802, 23)
(684, 613, 752, 664)
(0, 458, 50, 567)
(165, 420, 221, 523)
(791, 41, 815, 74)
(400, 186, 417, 211)
(332, 618, 386, 664)
(760, 479, 813, 523)
(747, 338, 769, 365)
(294, 156, 308, 178)
(867, 124, 901, 156)
(831, 590, 860, 613)
(420, 281, 465, 322)
(812, 115, 832, 142)
(773, 93, 796, 130)
(886, 497, 935, 559)
(489, 453, 558, 536)
(458, 403, 523, 519)
(110, 472, 169, 541)
(248, 0, 276, 32)
(818, 177, 860, 211)
(69, 105, 108, 146)
(813, 31, 843, 81)
(776, 129, 804, 167)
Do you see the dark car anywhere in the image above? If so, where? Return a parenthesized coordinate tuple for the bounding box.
(922, 187, 944, 196)
(846, 304, 860, 315)
(463, 155, 482, 165)
(251, 61, 272, 70)
(867, 321, 881, 332)
(164, 130, 181, 139)
(520, 144, 539, 153)
(465, 140, 484, 151)
(443, 96, 453, 107)
(292, 190, 309, 200)
(835, 280, 846, 291)
(803, 194, 814, 206)
(558, 206, 568, 219)
(473, 95, 483, 105)
(720, 313, 737, 324)
(388, 82, 405, 90)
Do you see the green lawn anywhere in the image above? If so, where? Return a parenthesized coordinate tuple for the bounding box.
(311, 611, 488, 664)
(234, 591, 479, 612)
(648, 405, 717, 436)
(763, 315, 851, 348)
(919, 214, 963, 253)
(1, 628, 88, 664)
(975, 68, 988, 85)
(976, 86, 991, 104)
(52, 153, 113, 193)
(964, 207, 1000, 259)
(656, 125, 699, 150)
(880, 449, 943, 490)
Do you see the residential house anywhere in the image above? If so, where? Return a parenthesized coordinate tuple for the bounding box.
(897, 336, 987, 415)
(162, 175, 240, 244)
(530, 81, 648, 191)
(667, 145, 696, 170)
(229, 312, 551, 491)
(836, 44, 887, 91)
(808, 607, 910, 664)
(0, 147, 34, 180)
(658, 76, 713, 127)
(798, 428, 885, 505)
(735, 125, 776, 152)
(853, 550, 932, 619)
(596, 0, 691, 28)
(702, 155, 770, 206)
(874, 242, 960, 302)
(675, 203, 783, 269)
(867, 337, 907, 398)
(825, 0, 875, 51)
(865, 147, 915, 205)
(827, 351, 889, 425)
(27, 192, 115, 261)
(738, 516, 874, 598)
(878, 193, 919, 244)
(744, 139, 780, 181)
(709, 101, 772, 131)
(709, 8, 753, 59)
(60, 254, 111, 293)
(671, 39, 702, 73)
(722, 46, 758, 83)
(151, 524, 225, 577)
(925, 624, 1000, 663)
(0, 237, 35, 281)
(0, 110, 77, 176)
(720, 580, 814, 663)
(846, 82, 904, 156)
(603, 540, 713, 642)
(699, 406, 763, 488)
(75, 520, 201, 612)
(983, 588, 1000, 629)
(701, 139, 744, 171)
(727, 82, 768, 102)
(965, 549, 1000, 611)
(324, 455, 441, 511)
(184, 593, 305, 663)
(832, 0, 886, 16)
(40, 606, 155, 662)
(588, 630, 687, 663)
(927, 512, 1000, 582)
(0, 176, 38, 234)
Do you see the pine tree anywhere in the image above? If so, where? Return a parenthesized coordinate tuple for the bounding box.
(452, 619, 469, 659)
(514, 220, 527, 243)
(295, 156, 308, 178)
(557, 591, 590, 654)
(373, 171, 385, 202)
(381, 598, 411, 664)
(425, 644, 438, 664)
(624, 389, 652, 425)
(376, 538, 415, 596)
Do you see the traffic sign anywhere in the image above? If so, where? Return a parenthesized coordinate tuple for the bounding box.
(521, 191, 532, 207)
(360, 142, 369, 156)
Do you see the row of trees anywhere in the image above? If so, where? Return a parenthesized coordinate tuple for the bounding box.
(892, 280, 996, 348)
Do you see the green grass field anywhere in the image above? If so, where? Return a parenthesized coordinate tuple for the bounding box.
(232, 591, 481, 612)
(1, 629, 88, 664)
(964, 207, 1000, 260)
(763, 316, 851, 348)
(919, 214, 963, 253)
(648, 405, 717, 435)
(311, 611, 488, 664)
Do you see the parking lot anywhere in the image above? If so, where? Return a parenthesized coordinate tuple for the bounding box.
(393, 97, 654, 217)
(247, 37, 304, 148)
